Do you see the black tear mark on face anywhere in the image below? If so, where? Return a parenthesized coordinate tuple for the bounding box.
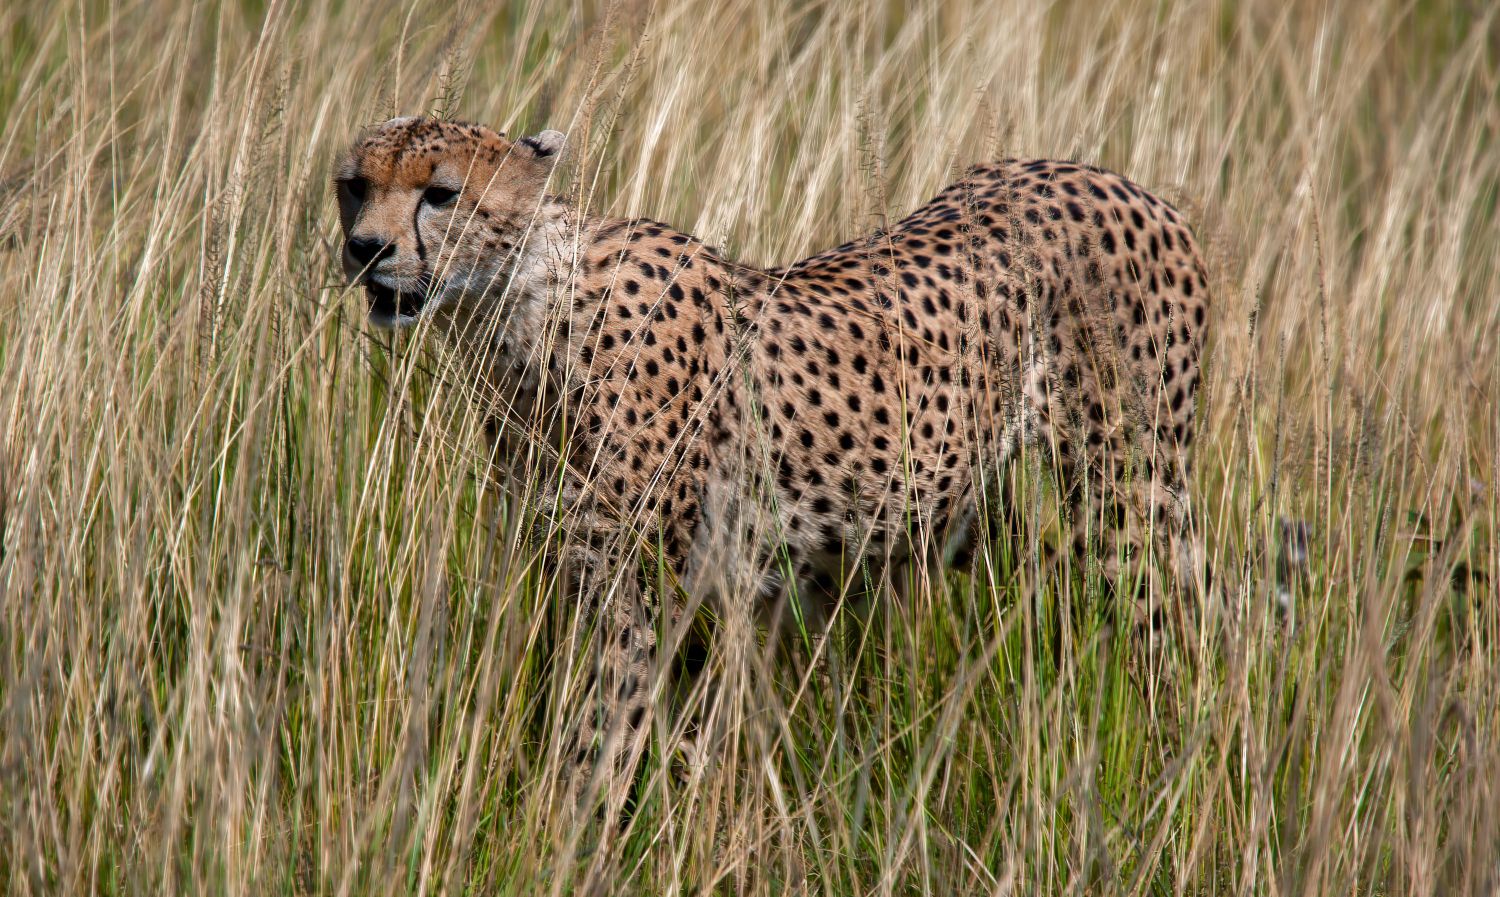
(411, 196, 427, 263)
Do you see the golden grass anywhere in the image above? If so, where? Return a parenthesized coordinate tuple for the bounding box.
(1, 0, 1496, 893)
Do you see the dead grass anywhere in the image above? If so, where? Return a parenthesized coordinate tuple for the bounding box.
(1, 0, 1497, 893)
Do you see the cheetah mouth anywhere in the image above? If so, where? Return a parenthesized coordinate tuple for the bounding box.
(365, 280, 431, 326)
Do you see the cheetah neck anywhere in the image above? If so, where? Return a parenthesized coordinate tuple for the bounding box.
(442, 201, 754, 428)
(437, 201, 601, 410)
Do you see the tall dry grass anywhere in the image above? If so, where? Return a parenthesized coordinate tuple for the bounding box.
(1, 0, 1497, 893)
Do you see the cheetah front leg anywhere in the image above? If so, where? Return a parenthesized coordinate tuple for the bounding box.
(559, 542, 657, 817)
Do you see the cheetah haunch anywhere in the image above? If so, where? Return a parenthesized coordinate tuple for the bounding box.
(335, 116, 1212, 807)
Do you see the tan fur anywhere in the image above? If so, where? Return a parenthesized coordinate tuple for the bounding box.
(335, 117, 1213, 805)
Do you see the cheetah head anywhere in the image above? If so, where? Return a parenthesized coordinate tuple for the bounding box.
(334, 116, 564, 327)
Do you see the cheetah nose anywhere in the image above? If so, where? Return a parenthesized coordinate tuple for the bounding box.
(347, 236, 395, 268)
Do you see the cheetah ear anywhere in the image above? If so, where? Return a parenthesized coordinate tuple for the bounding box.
(516, 129, 565, 166)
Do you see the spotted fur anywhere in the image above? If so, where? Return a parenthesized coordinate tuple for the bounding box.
(335, 116, 1212, 804)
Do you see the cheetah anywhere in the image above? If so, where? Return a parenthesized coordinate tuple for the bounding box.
(334, 116, 1212, 806)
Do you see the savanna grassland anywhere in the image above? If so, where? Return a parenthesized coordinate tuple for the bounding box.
(1, 0, 1498, 894)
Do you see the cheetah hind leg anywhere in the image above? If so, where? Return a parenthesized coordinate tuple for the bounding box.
(662, 615, 719, 787)
(1058, 453, 1214, 705)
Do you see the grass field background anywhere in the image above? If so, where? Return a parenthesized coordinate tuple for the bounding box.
(1, 0, 1497, 893)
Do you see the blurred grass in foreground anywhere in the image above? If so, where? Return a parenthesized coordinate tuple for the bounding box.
(0, 0, 1497, 893)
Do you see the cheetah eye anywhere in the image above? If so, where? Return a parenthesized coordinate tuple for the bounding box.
(340, 176, 368, 202)
(423, 185, 459, 207)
